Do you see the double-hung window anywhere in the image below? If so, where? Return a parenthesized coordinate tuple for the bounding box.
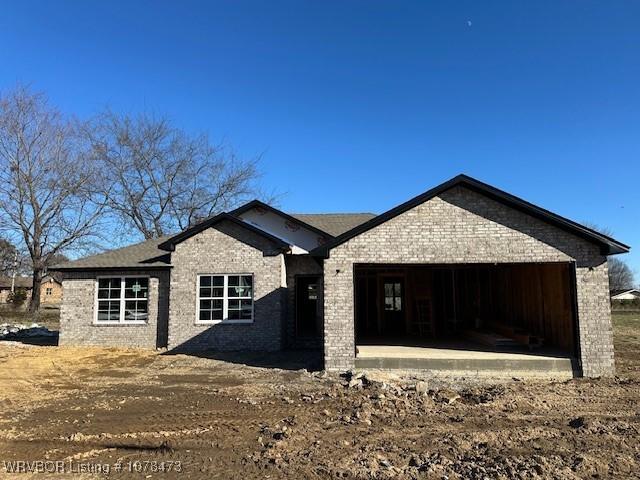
(96, 277, 149, 324)
(198, 274, 253, 323)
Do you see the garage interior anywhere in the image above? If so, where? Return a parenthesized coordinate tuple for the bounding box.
(354, 263, 579, 372)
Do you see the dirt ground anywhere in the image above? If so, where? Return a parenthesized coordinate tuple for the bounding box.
(0, 313, 639, 479)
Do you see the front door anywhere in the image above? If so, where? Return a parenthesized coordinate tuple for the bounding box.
(382, 278, 405, 335)
(296, 276, 320, 337)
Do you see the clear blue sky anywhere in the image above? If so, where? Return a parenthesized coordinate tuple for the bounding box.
(1, 1, 638, 274)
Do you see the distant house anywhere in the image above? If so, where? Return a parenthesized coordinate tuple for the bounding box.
(0, 274, 63, 306)
(610, 289, 640, 301)
(0, 276, 32, 303)
(41, 275, 63, 305)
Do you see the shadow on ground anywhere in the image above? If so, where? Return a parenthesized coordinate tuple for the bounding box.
(163, 348, 323, 372)
(0, 330, 59, 346)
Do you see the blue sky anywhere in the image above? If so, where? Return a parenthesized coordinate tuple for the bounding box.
(0, 1, 638, 274)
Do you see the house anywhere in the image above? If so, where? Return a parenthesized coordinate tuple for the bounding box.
(610, 289, 640, 301)
(51, 175, 630, 377)
(0, 276, 33, 303)
(40, 275, 63, 306)
(0, 274, 63, 306)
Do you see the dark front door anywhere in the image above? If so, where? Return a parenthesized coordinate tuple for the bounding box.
(382, 278, 405, 335)
(296, 276, 320, 337)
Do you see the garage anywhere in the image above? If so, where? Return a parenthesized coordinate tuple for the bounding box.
(318, 176, 627, 376)
(354, 263, 579, 370)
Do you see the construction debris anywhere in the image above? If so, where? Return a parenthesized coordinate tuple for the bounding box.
(0, 322, 56, 339)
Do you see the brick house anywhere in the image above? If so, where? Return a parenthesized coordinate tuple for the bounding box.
(40, 275, 63, 306)
(0, 274, 62, 306)
(52, 175, 629, 377)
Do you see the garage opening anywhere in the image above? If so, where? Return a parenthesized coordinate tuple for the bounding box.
(354, 263, 578, 370)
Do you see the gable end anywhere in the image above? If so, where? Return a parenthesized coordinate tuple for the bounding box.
(311, 174, 630, 257)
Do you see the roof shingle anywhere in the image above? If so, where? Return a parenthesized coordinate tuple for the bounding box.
(0, 276, 32, 289)
(50, 236, 171, 271)
(289, 213, 376, 237)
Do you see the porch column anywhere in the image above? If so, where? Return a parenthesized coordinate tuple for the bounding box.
(575, 259, 615, 377)
(323, 257, 356, 371)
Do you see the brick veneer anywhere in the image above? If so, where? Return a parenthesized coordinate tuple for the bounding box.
(323, 186, 615, 377)
(167, 220, 286, 351)
(59, 269, 169, 348)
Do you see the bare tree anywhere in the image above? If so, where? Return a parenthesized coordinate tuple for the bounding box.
(608, 258, 635, 292)
(87, 111, 262, 239)
(0, 238, 19, 276)
(582, 222, 614, 237)
(582, 222, 635, 291)
(0, 86, 107, 312)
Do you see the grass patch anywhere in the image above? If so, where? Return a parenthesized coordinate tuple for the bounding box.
(612, 310, 640, 329)
(0, 308, 60, 331)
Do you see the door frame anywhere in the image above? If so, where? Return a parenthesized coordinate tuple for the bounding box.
(294, 274, 321, 338)
(378, 274, 406, 335)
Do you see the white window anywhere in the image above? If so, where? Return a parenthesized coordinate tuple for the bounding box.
(95, 277, 149, 324)
(45, 287, 52, 296)
(197, 274, 253, 323)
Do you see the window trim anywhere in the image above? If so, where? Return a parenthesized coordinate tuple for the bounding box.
(196, 273, 254, 325)
(93, 275, 150, 325)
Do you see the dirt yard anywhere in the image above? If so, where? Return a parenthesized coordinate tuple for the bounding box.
(0, 313, 639, 479)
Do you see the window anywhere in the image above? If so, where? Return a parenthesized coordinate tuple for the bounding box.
(384, 281, 402, 311)
(96, 277, 148, 323)
(45, 287, 52, 296)
(198, 274, 253, 323)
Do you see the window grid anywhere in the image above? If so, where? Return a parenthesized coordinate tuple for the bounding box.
(197, 274, 253, 323)
(384, 282, 402, 311)
(95, 277, 149, 324)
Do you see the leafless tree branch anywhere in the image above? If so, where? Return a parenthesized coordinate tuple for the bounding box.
(87, 111, 264, 238)
(0, 85, 109, 311)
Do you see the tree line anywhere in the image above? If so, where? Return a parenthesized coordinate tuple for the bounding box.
(0, 85, 265, 312)
(0, 85, 635, 312)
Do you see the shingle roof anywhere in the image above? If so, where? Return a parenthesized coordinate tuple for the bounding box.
(49, 212, 377, 271)
(157, 213, 289, 253)
(289, 213, 377, 237)
(0, 276, 32, 289)
(50, 236, 171, 271)
(610, 288, 640, 297)
(229, 200, 335, 239)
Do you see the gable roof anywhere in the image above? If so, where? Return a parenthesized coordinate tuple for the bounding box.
(0, 276, 32, 289)
(610, 288, 640, 298)
(50, 236, 172, 271)
(290, 213, 377, 237)
(50, 213, 291, 271)
(48, 175, 630, 271)
(0, 275, 61, 287)
(43, 273, 62, 284)
(230, 200, 336, 239)
(310, 174, 630, 257)
(157, 212, 290, 253)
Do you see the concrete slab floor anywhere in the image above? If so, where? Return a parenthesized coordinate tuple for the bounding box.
(356, 344, 571, 361)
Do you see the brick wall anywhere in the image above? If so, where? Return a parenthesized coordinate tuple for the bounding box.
(323, 186, 615, 377)
(59, 269, 169, 348)
(167, 220, 286, 351)
(41, 279, 63, 305)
